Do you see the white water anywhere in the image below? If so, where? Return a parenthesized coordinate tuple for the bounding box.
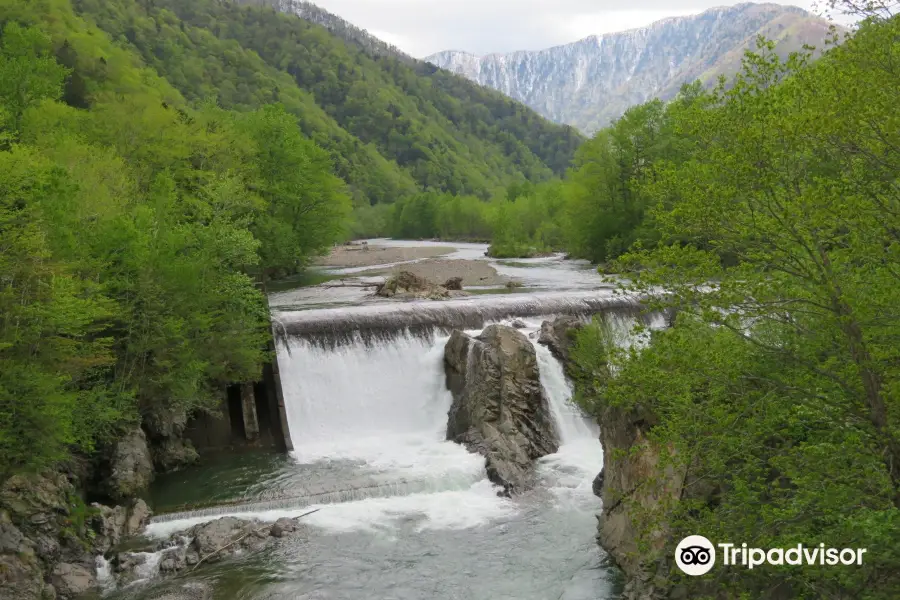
(95, 555, 114, 594)
(149, 319, 610, 537)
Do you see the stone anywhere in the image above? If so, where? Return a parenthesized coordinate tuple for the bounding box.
(269, 518, 296, 538)
(444, 325, 559, 494)
(89, 504, 127, 554)
(0, 472, 71, 528)
(189, 517, 260, 559)
(49, 562, 95, 599)
(152, 438, 200, 473)
(106, 428, 154, 502)
(510, 319, 527, 329)
(126, 499, 152, 536)
(159, 546, 187, 573)
(0, 511, 45, 600)
(537, 315, 585, 364)
(375, 271, 452, 300)
(442, 276, 464, 290)
(143, 406, 189, 440)
(592, 470, 604, 498)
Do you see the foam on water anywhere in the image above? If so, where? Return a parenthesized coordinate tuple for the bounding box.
(146, 479, 515, 539)
(95, 555, 114, 594)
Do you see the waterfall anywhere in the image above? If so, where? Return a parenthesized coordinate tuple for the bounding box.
(149, 307, 664, 534)
(534, 343, 598, 445)
(275, 329, 488, 493)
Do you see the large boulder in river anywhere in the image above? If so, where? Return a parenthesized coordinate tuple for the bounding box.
(376, 270, 469, 300)
(444, 325, 559, 494)
(538, 315, 585, 364)
(376, 270, 447, 299)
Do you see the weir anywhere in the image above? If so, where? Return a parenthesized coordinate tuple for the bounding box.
(272, 289, 652, 346)
(152, 284, 664, 530)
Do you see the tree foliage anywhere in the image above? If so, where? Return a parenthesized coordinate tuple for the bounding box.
(0, 3, 348, 478)
(570, 16, 900, 598)
(70, 0, 582, 205)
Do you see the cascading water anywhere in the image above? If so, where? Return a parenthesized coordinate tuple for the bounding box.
(139, 309, 666, 599)
(277, 330, 490, 497)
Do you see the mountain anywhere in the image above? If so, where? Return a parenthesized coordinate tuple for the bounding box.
(71, 0, 583, 204)
(427, 3, 840, 133)
(236, 0, 415, 62)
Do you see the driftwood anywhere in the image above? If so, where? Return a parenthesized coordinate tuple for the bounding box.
(190, 508, 322, 572)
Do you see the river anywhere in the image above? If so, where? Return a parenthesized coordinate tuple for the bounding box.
(107, 240, 638, 600)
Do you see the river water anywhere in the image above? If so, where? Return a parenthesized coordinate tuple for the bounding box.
(110, 241, 634, 600)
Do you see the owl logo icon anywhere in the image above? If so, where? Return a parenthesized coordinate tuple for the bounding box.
(675, 535, 716, 576)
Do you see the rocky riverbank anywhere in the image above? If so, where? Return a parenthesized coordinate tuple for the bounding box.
(0, 466, 314, 599)
(0, 471, 151, 599)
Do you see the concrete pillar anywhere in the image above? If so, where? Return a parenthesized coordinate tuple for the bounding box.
(240, 383, 259, 442)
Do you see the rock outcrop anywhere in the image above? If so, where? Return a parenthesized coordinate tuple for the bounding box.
(89, 498, 151, 554)
(537, 315, 585, 364)
(376, 270, 460, 300)
(0, 509, 48, 600)
(443, 325, 559, 494)
(106, 428, 155, 502)
(144, 406, 200, 473)
(0, 472, 154, 600)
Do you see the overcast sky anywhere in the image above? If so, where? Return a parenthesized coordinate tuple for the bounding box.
(308, 0, 838, 58)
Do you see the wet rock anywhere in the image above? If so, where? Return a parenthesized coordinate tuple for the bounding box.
(538, 315, 585, 364)
(510, 319, 527, 329)
(190, 517, 258, 558)
(126, 499, 152, 536)
(106, 428, 154, 502)
(444, 325, 559, 494)
(270, 517, 296, 538)
(50, 562, 95, 599)
(159, 546, 187, 573)
(152, 438, 200, 473)
(592, 470, 604, 498)
(115, 516, 307, 586)
(89, 504, 127, 554)
(442, 276, 464, 290)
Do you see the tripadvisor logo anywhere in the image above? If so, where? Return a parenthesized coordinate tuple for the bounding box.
(674, 536, 868, 576)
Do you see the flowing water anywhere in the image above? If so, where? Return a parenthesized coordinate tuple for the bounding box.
(110, 242, 661, 599)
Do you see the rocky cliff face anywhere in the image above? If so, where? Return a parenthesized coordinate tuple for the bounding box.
(427, 3, 839, 133)
(443, 325, 559, 494)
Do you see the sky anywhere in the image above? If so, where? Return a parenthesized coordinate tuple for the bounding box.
(306, 0, 838, 58)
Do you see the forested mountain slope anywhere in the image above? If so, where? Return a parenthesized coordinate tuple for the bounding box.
(72, 0, 583, 203)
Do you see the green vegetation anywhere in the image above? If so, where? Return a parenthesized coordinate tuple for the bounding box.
(567, 13, 900, 599)
(348, 180, 568, 257)
(71, 0, 582, 206)
(0, 0, 350, 478)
